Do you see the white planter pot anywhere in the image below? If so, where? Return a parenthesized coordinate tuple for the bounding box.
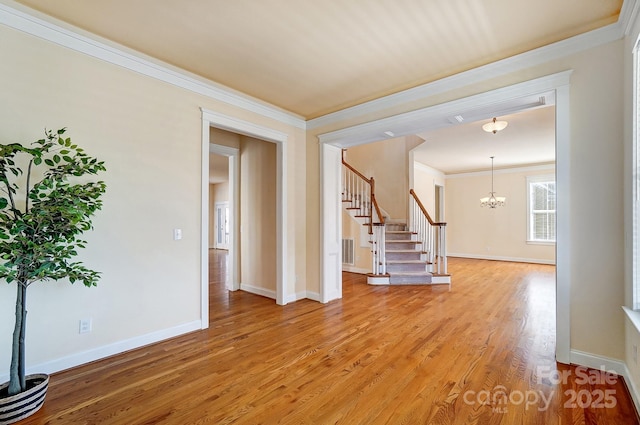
(0, 374, 49, 424)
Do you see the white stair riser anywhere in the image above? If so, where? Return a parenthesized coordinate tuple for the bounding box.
(386, 232, 414, 241)
(389, 275, 433, 284)
(386, 263, 428, 273)
(386, 251, 421, 261)
(386, 241, 420, 250)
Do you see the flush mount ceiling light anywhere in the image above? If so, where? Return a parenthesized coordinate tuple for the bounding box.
(480, 156, 506, 208)
(482, 117, 508, 134)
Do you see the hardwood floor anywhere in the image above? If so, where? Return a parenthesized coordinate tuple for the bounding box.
(20, 252, 639, 424)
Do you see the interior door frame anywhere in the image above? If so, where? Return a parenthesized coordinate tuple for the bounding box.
(201, 108, 289, 329)
(208, 144, 239, 293)
(214, 201, 230, 250)
(318, 71, 572, 364)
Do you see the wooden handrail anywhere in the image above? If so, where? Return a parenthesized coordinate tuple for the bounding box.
(342, 157, 371, 184)
(409, 189, 446, 227)
(371, 194, 385, 226)
(342, 154, 386, 233)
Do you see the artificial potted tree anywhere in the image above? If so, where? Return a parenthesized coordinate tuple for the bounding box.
(0, 128, 106, 424)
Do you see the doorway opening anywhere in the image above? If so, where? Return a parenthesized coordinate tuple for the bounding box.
(200, 108, 289, 328)
(214, 202, 230, 250)
(319, 71, 571, 364)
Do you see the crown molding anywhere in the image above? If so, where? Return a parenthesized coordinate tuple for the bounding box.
(0, 1, 306, 130)
(308, 14, 626, 130)
(445, 163, 556, 179)
(414, 161, 446, 177)
(621, 0, 640, 36)
(1, 0, 633, 133)
(317, 70, 572, 148)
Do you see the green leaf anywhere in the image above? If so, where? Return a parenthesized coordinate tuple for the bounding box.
(53, 155, 61, 163)
(33, 157, 42, 165)
(44, 159, 54, 167)
(0, 198, 7, 209)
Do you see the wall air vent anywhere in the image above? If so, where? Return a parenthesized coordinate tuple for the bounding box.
(342, 238, 355, 265)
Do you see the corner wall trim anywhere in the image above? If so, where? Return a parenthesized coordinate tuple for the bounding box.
(308, 23, 620, 129)
(0, 1, 305, 129)
(0, 320, 202, 383)
(623, 363, 640, 418)
(570, 350, 640, 415)
(240, 283, 277, 300)
(284, 290, 322, 304)
(570, 349, 627, 374)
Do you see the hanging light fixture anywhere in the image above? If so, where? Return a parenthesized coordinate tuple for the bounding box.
(480, 156, 506, 208)
(482, 117, 508, 134)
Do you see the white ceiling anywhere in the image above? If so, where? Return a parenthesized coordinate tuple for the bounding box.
(13, 0, 622, 119)
(414, 105, 556, 174)
(8, 1, 607, 173)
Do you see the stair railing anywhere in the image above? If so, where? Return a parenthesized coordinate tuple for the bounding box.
(408, 189, 447, 275)
(342, 153, 386, 275)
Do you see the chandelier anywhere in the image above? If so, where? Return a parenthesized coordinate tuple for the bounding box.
(480, 156, 506, 208)
(482, 117, 508, 134)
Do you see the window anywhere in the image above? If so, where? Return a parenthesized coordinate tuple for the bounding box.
(527, 175, 556, 243)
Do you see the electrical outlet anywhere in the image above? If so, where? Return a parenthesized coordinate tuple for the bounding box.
(79, 318, 92, 334)
(173, 228, 182, 240)
(634, 344, 638, 364)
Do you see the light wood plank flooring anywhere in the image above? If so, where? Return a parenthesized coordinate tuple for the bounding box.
(19, 252, 639, 424)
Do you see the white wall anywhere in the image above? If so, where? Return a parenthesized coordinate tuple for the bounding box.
(0, 0, 637, 397)
(445, 167, 556, 264)
(240, 136, 277, 293)
(412, 161, 445, 219)
(0, 18, 306, 380)
(344, 136, 423, 220)
(341, 209, 372, 274)
(308, 38, 627, 363)
(623, 2, 640, 410)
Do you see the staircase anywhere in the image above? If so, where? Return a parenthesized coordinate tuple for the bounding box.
(341, 152, 450, 287)
(384, 223, 433, 284)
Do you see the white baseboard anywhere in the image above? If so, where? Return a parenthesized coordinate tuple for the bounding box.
(283, 290, 323, 303)
(0, 320, 202, 383)
(240, 283, 276, 300)
(342, 265, 369, 274)
(622, 363, 640, 416)
(447, 253, 556, 265)
(570, 349, 640, 415)
(284, 291, 308, 303)
(570, 349, 627, 375)
(305, 291, 322, 302)
(367, 275, 390, 285)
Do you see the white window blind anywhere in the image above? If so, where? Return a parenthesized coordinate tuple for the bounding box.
(527, 175, 556, 243)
